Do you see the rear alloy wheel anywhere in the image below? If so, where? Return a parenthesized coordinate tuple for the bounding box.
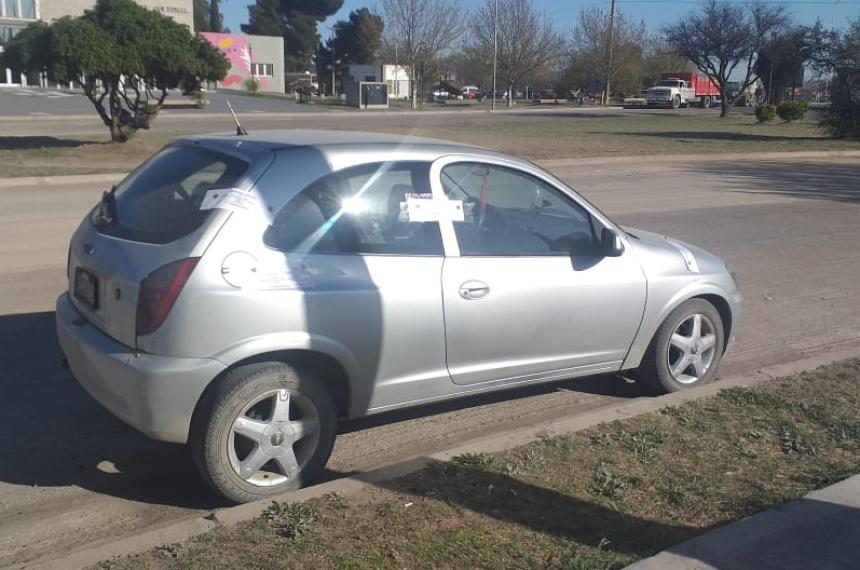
(191, 362, 337, 504)
(639, 299, 725, 394)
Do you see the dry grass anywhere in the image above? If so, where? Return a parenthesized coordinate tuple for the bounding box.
(94, 359, 860, 570)
(2, 108, 859, 178)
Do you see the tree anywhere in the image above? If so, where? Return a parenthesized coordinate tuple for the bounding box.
(382, 0, 465, 109)
(469, 0, 564, 106)
(0, 0, 228, 142)
(242, 0, 284, 37)
(642, 38, 690, 88)
(316, 8, 384, 95)
(569, 6, 646, 101)
(755, 27, 807, 103)
(807, 19, 860, 139)
(209, 0, 224, 33)
(664, 0, 788, 117)
(194, 0, 210, 32)
(244, 0, 344, 71)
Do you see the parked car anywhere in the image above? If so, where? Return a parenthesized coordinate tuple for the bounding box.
(57, 131, 742, 503)
(461, 85, 480, 99)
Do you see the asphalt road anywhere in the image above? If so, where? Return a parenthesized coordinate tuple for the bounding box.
(2, 157, 860, 566)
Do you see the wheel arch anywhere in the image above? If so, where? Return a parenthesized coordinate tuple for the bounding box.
(191, 349, 353, 437)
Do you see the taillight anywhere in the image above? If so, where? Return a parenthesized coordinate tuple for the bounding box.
(136, 257, 199, 336)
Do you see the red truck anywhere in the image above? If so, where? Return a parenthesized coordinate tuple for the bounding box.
(645, 72, 720, 109)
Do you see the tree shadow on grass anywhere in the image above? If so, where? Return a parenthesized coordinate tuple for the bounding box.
(0, 136, 99, 150)
(374, 459, 702, 560)
(600, 131, 825, 143)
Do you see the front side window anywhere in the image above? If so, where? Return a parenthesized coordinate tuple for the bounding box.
(264, 162, 443, 255)
(441, 162, 598, 256)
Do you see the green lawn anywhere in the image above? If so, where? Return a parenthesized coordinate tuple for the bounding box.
(94, 359, 860, 570)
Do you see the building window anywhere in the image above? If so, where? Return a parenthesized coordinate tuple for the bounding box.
(1, 0, 34, 19)
(21, 0, 35, 19)
(252, 63, 274, 77)
(0, 25, 21, 45)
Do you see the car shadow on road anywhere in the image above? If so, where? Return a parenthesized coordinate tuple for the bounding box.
(694, 160, 860, 204)
(371, 458, 701, 560)
(0, 310, 648, 509)
(0, 136, 98, 150)
(0, 311, 229, 510)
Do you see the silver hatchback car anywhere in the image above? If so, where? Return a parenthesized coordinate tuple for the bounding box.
(57, 130, 742, 503)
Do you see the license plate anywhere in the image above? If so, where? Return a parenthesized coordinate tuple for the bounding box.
(74, 268, 99, 310)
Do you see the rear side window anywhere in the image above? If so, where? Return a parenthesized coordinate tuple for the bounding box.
(263, 162, 443, 255)
(92, 145, 248, 244)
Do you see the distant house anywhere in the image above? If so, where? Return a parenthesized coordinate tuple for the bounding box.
(199, 32, 285, 94)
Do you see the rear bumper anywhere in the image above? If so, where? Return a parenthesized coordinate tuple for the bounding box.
(56, 293, 226, 443)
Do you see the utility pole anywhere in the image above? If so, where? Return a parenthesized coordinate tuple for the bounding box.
(330, 28, 336, 97)
(604, 0, 616, 106)
(492, 0, 498, 111)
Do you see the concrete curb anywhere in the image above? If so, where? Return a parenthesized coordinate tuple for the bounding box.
(11, 342, 860, 570)
(539, 149, 860, 168)
(3, 150, 859, 189)
(0, 173, 124, 189)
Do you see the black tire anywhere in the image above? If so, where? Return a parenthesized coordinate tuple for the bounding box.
(190, 362, 337, 504)
(671, 94, 681, 109)
(700, 96, 711, 109)
(638, 298, 725, 394)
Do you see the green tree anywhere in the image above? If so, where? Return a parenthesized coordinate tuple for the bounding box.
(243, 0, 344, 71)
(0, 0, 228, 142)
(316, 8, 384, 93)
(755, 27, 807, 103)
(194, 0, 211, 32)
(807, 19, 860, 139)
(209, 0, 224, 33)
(242, 0, 283, 37)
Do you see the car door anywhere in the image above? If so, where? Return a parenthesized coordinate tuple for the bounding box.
(433, 157, 647, 386)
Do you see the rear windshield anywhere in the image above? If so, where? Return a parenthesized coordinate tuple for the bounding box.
(92, 145, 249, 244)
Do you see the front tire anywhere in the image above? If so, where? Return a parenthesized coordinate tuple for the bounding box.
(190, 362, 337, 504)
(671, 95, 682, 109)
(638, 299, 725, 394)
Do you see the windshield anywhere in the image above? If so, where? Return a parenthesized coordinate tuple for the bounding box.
(92, 145, 249, 244)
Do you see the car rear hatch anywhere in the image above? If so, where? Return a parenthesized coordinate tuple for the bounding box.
(67, 137, 273, 349)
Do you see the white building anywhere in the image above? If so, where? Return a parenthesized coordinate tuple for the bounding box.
(383, 65, 411, 100)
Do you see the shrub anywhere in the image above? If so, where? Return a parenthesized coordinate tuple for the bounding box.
(755, 104, 776, 123)
(244, 77, 261, 95)
(776, 100, 809, 122)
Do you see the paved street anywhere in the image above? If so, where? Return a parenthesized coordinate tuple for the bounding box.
(1, 156, 859, 566)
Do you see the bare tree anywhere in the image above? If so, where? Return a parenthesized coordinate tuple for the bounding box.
(664, 0, 788, 117)
(381, 0, 465, 109)
(570, 6, 646, 102)
(469, 0, 564, 106)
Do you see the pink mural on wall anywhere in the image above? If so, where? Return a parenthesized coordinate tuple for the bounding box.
(200, 32, 270, 90)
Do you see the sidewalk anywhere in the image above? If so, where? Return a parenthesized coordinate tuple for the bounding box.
(627, 474, 860, 570)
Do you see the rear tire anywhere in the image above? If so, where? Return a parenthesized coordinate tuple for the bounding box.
(190, 362, 337, 504)
(638, 299, 725, 394)
(700, 96, 712, 109)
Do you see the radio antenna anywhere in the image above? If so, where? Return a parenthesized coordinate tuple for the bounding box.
(226, 99, 248, 136)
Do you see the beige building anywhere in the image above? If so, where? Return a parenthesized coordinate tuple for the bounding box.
(1, 0, 193, 86)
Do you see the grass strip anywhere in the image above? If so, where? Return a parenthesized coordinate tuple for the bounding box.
(95, 359, 860, 570)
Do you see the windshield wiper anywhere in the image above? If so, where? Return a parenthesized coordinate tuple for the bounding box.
(98, 185, 118, 226)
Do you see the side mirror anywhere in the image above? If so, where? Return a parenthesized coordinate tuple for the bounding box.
(601, 228, 624, 257)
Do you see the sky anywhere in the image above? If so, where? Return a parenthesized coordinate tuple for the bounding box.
(221, 0, 860, 39)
